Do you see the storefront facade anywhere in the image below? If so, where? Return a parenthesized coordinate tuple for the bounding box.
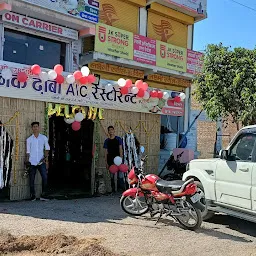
(0, 0, 206, 200)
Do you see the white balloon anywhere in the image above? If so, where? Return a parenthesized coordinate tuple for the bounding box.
(66, 74, 75, 84)
(75, 112, 84, 122)
(39, 71, 48, 82)
(163, 92, 170, 100)
(117, 78, 126, 87)
(143, 91, 150, 100)
(48, 70, 57, 80)
(114, 156, 122, 166)
(105, 84, 113, 93)
(65, 118, 75, 124)
(81, 66, 90, 76)
(1, 68, 12, 80)
(131, 86, 139, 94)
(179, 92, 186, 100)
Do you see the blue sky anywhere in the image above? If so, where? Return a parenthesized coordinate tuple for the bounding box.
(193, 0, 256, 52)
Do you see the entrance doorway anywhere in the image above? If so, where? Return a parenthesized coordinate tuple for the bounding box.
(48, 116, 94, 198)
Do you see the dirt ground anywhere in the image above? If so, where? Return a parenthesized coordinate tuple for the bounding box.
(0, 196, 256, 256)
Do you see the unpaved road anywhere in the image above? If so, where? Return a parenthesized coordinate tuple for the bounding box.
(0, 196, 256, 256)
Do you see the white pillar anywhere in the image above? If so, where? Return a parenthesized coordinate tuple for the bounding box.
(139, 7, 147, 36)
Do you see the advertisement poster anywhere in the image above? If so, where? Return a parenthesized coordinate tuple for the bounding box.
(21, 0, 99, 23)
(95, 23, 133, 60)
(187, 50, 203, 75)
(167, 0, 207, 15)
(156, 41, 187, 72)
(133, 35, 156, 65)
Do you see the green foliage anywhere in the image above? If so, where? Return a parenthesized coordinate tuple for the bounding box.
(194, 43, 256, 128)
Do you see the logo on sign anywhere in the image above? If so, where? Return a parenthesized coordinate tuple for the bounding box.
(100, 4, 119, 26)
(152, 20, 174, 43)
(160, 44, 166, 59)
(98, 26, 106, 42)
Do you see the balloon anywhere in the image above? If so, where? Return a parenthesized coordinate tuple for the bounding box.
(54, 64, 63, 75)
(1, 68, 12, 80)
(143, 91, 150, 100)
(174, 96, 181, 103)
(75, 112, 84, 122)
(79, 76, 88, 85)
(150, 90, 158, 98)
(137, 88, 145, 98)
(88, 74, 96, 83)
(119, 164, 129, 173)
(74, 71, 82, 80)
(131, 86, 139, 94)
(135, 80, 143, 89)
(31, 64, 41, 75)
(39, 71, 48, 82)
(118, 78, 126, 87)
(56, 74, 64, 84)
(105, 84, 113, 93)
(125, 79, 132, 88)
(141, 82, 148, 91)
(81, 66, 90, 76)
(109, 165, 119, 174)
(171, 91, 179, 98)
(163, 92, 169, 100)
(120, 87, 129, 95)
(114, 156, 122, 166)
(17, 72, 28, 83)
(157, 91, 164, 99)
(64, 118, 75, 124)
(72, 121, 81, 131)
(48, 70, 57, 80)
(179, 92, 186, 100)
(66, 74, 75, 84)
(140, 146, 145, 154)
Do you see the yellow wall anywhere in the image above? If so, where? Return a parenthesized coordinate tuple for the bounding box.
(99, 0, 140, 33)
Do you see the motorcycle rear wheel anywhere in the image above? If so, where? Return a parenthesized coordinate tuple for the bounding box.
(175, 201, 202, 231)
(120, 195, 149, 216)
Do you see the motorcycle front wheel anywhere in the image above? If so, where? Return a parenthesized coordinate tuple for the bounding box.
(175, 200, 202, 231)
(120, 195, 149, 216)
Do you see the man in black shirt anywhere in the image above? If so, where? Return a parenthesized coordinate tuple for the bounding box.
(104, 126, 123, 193)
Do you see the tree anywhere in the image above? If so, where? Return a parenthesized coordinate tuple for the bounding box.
(194, 43, 256, 130)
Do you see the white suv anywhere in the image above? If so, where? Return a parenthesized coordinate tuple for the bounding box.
(183, 125, 256, 222)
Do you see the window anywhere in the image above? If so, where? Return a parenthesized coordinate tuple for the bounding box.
(4, 29, 66, 69)
(230, 133, 256, 161)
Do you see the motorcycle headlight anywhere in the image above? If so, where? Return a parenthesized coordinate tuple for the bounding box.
(186, 163, 190, 172)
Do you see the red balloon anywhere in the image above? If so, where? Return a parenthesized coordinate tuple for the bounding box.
(125, 79, 133, 88)
(120, 87, 129, 95)
(79, 76, 88, 85)
(72, 121, 81, 131)
(54, 64, 63, 75)
(74, 71, 83, 80)
(17, 72, 28, 83)
(135, 80, 143, 89)
(137, 89, 145, 98)
(31, 64, 41, 75)
(141, 82, 148, 91)
(158, 91, 164, 99)
(109, 165, 119, 174)
(88, 74, 96, 83)
(174, 96, 181, 103)
(150, 90, 158, 98)
(119, 164, 129, 173)
(56, 74, 65, 84)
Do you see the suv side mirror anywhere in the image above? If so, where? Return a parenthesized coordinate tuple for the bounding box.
(220, 149, 236, 161)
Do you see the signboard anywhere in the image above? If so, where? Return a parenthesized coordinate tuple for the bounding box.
(156, 41, 187, 72)
(0, 61, 184, 116)
(133, 35, 156, 65)
(95, 23, 133, 60)
(187, 50, 203, 75)
(167, 0, 207, 16)
(20, 0, 99, 23)
(3, 12, 78, 40)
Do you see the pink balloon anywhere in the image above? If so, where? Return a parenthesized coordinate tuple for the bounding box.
(109, 165, 119, 174)
(174, 96, 181, 103)
(120, 87, 129, 95)
(137, 89, 145, 98)
(135, 80, 143, 89)
(31, 64, 41, 75)
(119, 164, 129, 173)
(125, 79, 133, 88)
(72, 121, 81, 131)
(54, 64, 63, 75)
(141, 82, 148, 91)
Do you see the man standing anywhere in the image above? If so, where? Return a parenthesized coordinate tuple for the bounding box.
(104, 126, 123, 193)
(26, 122, 50, 201)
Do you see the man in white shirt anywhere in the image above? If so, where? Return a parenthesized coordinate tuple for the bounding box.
(26, 122, 50, 201)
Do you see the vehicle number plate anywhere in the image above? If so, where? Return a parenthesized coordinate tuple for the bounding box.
(190, 193, 201, 203)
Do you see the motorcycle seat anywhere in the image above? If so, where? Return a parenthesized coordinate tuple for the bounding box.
(156, 179, 185, 193)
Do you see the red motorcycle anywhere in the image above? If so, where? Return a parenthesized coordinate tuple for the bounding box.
(120, 156, 204, 230)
